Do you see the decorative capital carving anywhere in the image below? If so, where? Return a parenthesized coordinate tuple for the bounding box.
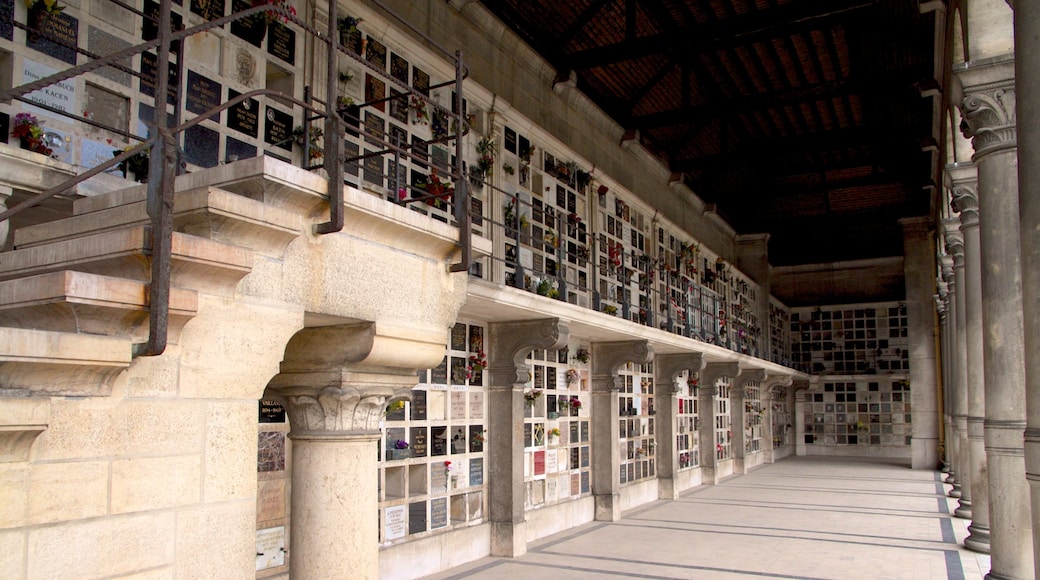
(764, 374, 794, 395)
(488, 319, 569, 387)
(732, 367, 767, 391)
(950, 181, 979, 228)
(698, 362, 742, 396)
(961, 85, 1016, 159)
(268, 382, 413, 433)
(654, 353, 706, 394)
(944, 224, 965, 267)
(591, 341, 653, 392)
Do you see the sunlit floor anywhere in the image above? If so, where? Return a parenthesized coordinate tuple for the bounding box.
(422, 456, 989, 579)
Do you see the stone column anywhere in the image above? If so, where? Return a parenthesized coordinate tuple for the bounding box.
(266, 323, 446, 580)
(899, 217, 941, 469)
(763, 375, 794, 463)
(697, 362, 741, 484)
(946, 222, 973, 517)
(730, 368, 766, 474)
(940, 254, 961, 497)
(487, 319, 569, 557)
(590, 340, 653, 521)
(654, 353, 705, 499)
(0, 186, 12, 250)
(959, 56, 1033, 579)
(1015, 2, 1040, 572)
(935, 273, 954, 487)
(950, 166, 991, 552)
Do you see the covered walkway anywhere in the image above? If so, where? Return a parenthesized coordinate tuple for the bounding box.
(423, 457, 989, 580)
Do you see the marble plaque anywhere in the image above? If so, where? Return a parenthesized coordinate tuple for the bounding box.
(191, 0, 225, 22)
(139, 51, 179, 105)
(384, 505, 406, 541)
(267, 22, 295, 64)
(570, 473, 580, 496)
(366, 36, 386, 69)
(408, 501, 426, 535)
(186, 69, 222, 116)
(255, 526, 285, 571)
(22, 59, 75, 114)
(410, 427, 427, 457)
(227, 89, 259, 136)
(80, 138, 124, 175)
(0, 0, 12, 41)
(142, 0, 183, 53)
(257, 432, 285, 472)
(27, 11, 79, 65)
(256, 478, 286, 521)
(225, 136, 256, 162)
(546, 477, 558, 502)
(431, 462, 448, 493)
(410, 389, 427, 420)
(184, 124, 219, 168)
(469, 458, 483, 486)
(450, 392, 466, 421)
(469, 391, 483, 420)
(545, 449, 558, 473)
(229, 0, 264, 47)
(88, 27, 131, 86)
(427, 391, 446, 420)
(365, 73, 386, 112)
(534, 450, 545, 476)
(258, 400, 285, 422)
(450, 323, 466, 351)
(431, 357, 448, 385)
(264, 105, 292, 151)
(431, 426, 448, 456)
(430, 497, 448, 529)
(413, 66, 429, 95)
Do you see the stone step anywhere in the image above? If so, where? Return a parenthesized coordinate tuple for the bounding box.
(0, 326, 131, 397)
(0, 226, 253, 295)
(14, 185, 302, 258)
(0, 270, 198, 344)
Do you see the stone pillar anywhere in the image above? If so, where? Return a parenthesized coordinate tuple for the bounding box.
(935, 272, 954, 486)
(730, 368, 766, 474)
(1015, 2, 1040, 572)
(590, 340, 653, 521)
(654, 353, 705, 499)
(950, 166, 991, 552)
(266, 323, 446, 580)
(487, 319, 569, 557)
(959, 56, 1033, 578)
(946, 222, 973, 517)
(763, 375, 794, 463)
(899, 217, 941, 469)
(0, 186, 12, 250)
(697, 362, 741, 484)
(940, 255, 961, 497)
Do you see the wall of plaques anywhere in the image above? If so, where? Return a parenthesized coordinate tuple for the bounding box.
(742, 382, 763, 455)
(804, 380, 912, 448)
(618, 362, 655, 485)
(790, 303, 909, 375)
(714, 377, 733, 461)
(378, 321, 488, 544)
(675, 371, 699, 470)
(522, 346, 592, 507)
(771, 389, 791, 449)
(770, 300, 792, 366)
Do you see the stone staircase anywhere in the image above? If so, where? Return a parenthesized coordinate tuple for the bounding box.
(0, 155, 316, 399)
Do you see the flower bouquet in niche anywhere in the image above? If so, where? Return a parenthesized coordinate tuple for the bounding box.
(386, 438, 412, 460)
(11, 113, 53, 156)
(25, 0, 63, 42)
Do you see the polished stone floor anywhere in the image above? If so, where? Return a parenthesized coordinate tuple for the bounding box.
(424, 456, 989, 579)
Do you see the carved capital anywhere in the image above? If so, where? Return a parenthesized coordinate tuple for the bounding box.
(732, 367, 767, 392)
(944, 222, 965, 267)
(698, 361, 742, 395)
(488, 319, 569, 387)
(961, 85, 1016, 159)
(591, 341, 653, 392)
(653, 353, 706, 395)
(950, 182, 979, 228)
(269, 381, 413, 433)
(764, 374, 794, 394)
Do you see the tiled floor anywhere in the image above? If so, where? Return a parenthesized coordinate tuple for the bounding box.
(424, 456, 990, 579)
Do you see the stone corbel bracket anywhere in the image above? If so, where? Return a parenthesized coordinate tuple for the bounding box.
(488, 318, 569, 387)
(592, 341, 654, 392)
(654, 353, 706, 395)
(267, 321, 448, 433)
(764, 373, 795, 395)
(699, 361, 743, 395)
(732, 367, 767, 397)
(0, 327, 132, 397)
(0, 398, 50, 462)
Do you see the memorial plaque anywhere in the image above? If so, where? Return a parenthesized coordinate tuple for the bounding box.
(184, 124, 219, 168)
(524, 424, 532, 447)
(534, 450, 545, 476)
(427, 390, 446, 420)
(448, 426, 465, 454)
(384, 505, 406, 540)
(137, 103, 176, 139)
(546, 368, 557, 390)
(581, 421, 590, 442)
(533, 365, 543, 389)
(450, 357, 467, 385)
(229, 0, 265, 46)
(190, 0, 224, 22)
(504, 126, 517, 154)
(226, 136, 257, 162)
(22, 59, 75, 114)
(366, 36, 386, 69)
(432, 357, 448, 385)
(259, 400, 285, 422)
(141, 0, 182, 53)
(581, 445, 590, 467)
(413, 66, 430, 95)
(569, 447, 579, 470)
(389, 123, 407, 151)
(88, 27, 132, 86)
(257, 432, 285, 472)
(0, 0, 12, 41)
(408, 502, 426, 534)
(469, 391, 483, 420)
(468, 424, 484, 453)
(0, 112, 8, 144)
(581, 470, 590, 493)
(264, 105, 292, 151)
(546, 477, 558, 502)
(255, 526, 285, 571)
(390, 52, 409, 84)
(256, 478, 285, 521)
(140, 51, 179, 105)
(365, 73, 386, 111)
(431, 462, 448, 493)
(227, 89, 259, 137)
(469, 458, 483, 486)
(430, 497, 448, 529)
(450, 323, 467, 351)
(569, 422, 579, 443)
(186, 70, 222, 116)
(267, 22, 295, 64)
(546, 449, 558, 473)
(385, 399, 405, 421)
(344, 139, 360, 179)
(363, 152, 383, 186)
(431, 426, 448, 456)
(410, 427, 428, 457)
(450, 392, 466, 421)
(571, 473, 580, 495)
(27, 11, 79, 65)
(389, 89, 408, 123)
(364, 111, 384, 146)
(468, 326, 483, 353)
(410, 389, 427, 420)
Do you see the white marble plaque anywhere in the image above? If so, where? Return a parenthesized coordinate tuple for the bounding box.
(427, 391, 446, 420)
(255, 526, 285, 571)
(469, 391, 484, 419)
(545, 449, 558, 473)
(450, 391, 466, 420)
(384, 505, 407, 540)
(23, 59, 76, 114)
(520, 247, 534, 269)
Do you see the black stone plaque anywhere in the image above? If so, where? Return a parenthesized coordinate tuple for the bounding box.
(450, 357, 467, 385)
(504, 126, 517, 154)
(137, 103, 175, 135)
(412, 135, 427, 165)
(410, 427, 428, 457)
(581, 445, 590, 467)
(364, 111, 384, 146)
(365, 73, 385, 112)
(225, 136, 257, 162)
(410, 389, 427, 420)
(431, 426, 448, 456)
(570, 447, 579, 469)
(227, 89, 259, 137)
(408, 501, 426, 535)
(142, 0, 183, 53)
(267, 22, 295, 64)
(518, 135, 531, 158)
(450, 324, 466, 351)
(569, 422, 579, 442)
(581, 470, 590, 493)
(140, 51, 179, 105)
(385, 401, 405, 421)
(344, 139, 360, 178)
(389, 123, 407, 151)
(523, 424, 532, 447)
(0, 0, 13, 41)
(412, 66, 429, 95)
(581, 421, 589, 442)
(27, 10, 79, 65)
(468, 458, 483, 487)
(229, 0, 265, 47)
(365, 36, 386, 69)
(431, 357, 447, 385)
(533, 365, 543, 389)
(430, 497, 448, 529)
(468, 425, 483, 453)
(263, 105, 292, 151)
(468, 326, 483, 353)
(390, 52, 408, 84)
(362, 151, 383, 186)
(389, 89, 408, 123)
(185, 70, 222, 116)
(258, 399, 285, 422)
(184, 124, 219, 168)
(190, 0, 224, 22)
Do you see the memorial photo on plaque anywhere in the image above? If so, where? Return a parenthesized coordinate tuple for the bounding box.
(431, 426, 448, 456)
(264, 105, 292, 151)
(227, 89, 259, 137)
(412, 66, 429, 95)
(389, 89, 408, 123)
(267, 21, 295, 64)
(27, 10, 79, 65)
(390, 52, 409, 84)
(185, 70, 222, 116)
(190, 0, 224, 22)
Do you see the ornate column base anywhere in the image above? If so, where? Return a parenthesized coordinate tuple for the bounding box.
(954, 499, 972, 519)
(966, 523, 992, 553)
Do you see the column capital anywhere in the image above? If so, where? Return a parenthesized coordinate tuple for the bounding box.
(591, 341, 653, 392)
(653, 353, 706, 395)
(956, 58, 1017, 160)
(732, 367, 767, 392)
(764, 374, 794, 394)
(488, 318, 569, 387)
(951, 184, 980, 229)
(699, 361, 742, 392)
(944, 220, 965, 268)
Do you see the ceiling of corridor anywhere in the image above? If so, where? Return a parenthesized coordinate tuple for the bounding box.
(480, 0, 943, 279)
